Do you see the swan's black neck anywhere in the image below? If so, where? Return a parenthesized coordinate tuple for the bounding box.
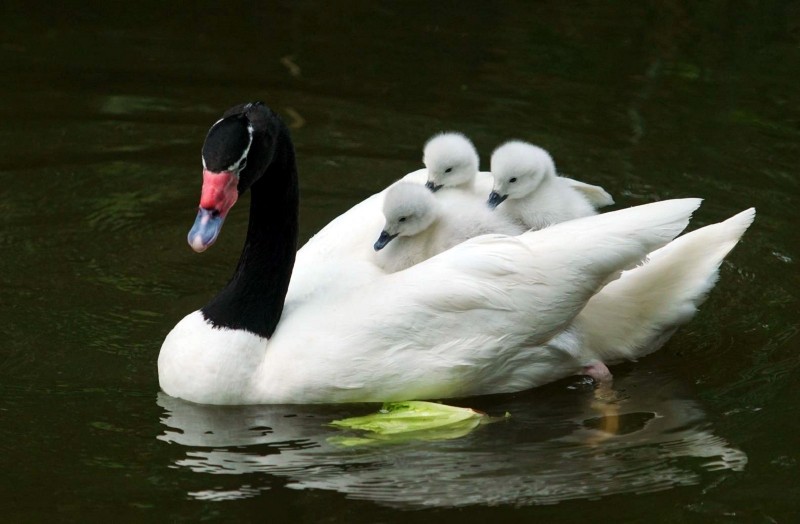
(201, 124, 299, 338)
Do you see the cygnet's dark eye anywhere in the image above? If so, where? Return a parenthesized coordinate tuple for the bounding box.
(444, 167, 453, 173)
(399, 217, 407, 223)
(509, 177, 517, 183)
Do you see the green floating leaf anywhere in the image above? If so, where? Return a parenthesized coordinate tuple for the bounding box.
(329, 401, 504, 447)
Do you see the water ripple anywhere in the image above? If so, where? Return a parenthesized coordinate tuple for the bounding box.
(157, 372, 747, 509)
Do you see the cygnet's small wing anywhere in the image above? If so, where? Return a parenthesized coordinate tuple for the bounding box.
(562, 177, 615, 208)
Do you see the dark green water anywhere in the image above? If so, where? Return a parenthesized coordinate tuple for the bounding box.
(1, 1, 798, 522)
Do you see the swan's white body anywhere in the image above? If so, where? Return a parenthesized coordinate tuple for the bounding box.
(491, 141, 613, 230)
(159, 193, 755, 404)
(375, 183, 524, 273)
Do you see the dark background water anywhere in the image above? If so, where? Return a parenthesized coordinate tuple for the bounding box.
(1, 1, 798, 522)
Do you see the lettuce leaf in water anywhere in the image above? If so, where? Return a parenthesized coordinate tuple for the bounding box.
(329, 401, 506, 446)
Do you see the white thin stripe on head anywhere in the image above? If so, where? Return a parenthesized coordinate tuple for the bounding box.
(225, 123, 254, 173)
(201, 117, 225, 170)
(201, 120, 254, 174)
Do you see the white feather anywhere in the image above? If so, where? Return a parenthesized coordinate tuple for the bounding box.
(571, 208, 756, 363)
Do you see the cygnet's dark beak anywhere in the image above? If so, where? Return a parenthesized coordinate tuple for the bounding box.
(373, 230, 398, 251)
(487, 191, 508, 209)
(425, 181, 443, 192)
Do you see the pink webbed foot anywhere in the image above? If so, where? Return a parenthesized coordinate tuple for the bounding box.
(582, 360, 613, 386)
(583, 360, 619, 441)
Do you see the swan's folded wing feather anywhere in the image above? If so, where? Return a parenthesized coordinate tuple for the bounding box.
(289, 170, 429, 300)
(268, 198, 702, 402)
(383, 198, 703, 347)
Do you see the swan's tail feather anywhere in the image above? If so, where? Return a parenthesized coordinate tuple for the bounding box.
(574, 208, 755, 364)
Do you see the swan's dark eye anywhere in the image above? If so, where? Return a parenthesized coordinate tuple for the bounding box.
(509, 177, 517, 183)
(399, 217, 407, 223)
(444, 167, 453, 173)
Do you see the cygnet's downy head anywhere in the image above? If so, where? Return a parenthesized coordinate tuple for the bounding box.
(423, 132, 479, 192)
(374, 182, 438, 250)
(488, 141, 556, 208)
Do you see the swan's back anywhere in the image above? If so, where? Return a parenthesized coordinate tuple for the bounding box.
(262, 199, 703, 402)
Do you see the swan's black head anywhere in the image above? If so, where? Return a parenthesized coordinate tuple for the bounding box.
(202, 101, 282, 194)
(189, 102, 285, 252)
(202, 114, 252, 173)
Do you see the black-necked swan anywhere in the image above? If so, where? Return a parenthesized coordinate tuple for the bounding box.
(373, 182, 524, 272)
(488, 140, 613, 228)
(158, 101, 755, 405)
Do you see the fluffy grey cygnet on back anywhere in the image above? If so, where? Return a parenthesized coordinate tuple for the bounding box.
(423, 132, 482, 193)
(374, 182, 524, 273)
(488, 141, 613, 230)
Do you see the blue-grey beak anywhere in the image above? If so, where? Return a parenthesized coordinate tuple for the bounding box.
(425, 181, 443, 192)
(374, 230, 398, 251)
(487, 191, 508, 209)
(188, 208, 225, 252)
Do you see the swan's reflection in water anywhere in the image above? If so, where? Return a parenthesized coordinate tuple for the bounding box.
(157, 370, 746, 507)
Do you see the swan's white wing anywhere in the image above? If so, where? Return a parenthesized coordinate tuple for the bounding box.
(384, 197, 702, 349)
(288, 170, 428, 302)
(288, 168, 494, 303)
(573, 207, 756, 364)
(265, 199, 702, 403)
(562, 177, 615, 208)
(287, 192, 383, 302)
(292, 168, 492, 268)
(294, 168, 427, 264)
